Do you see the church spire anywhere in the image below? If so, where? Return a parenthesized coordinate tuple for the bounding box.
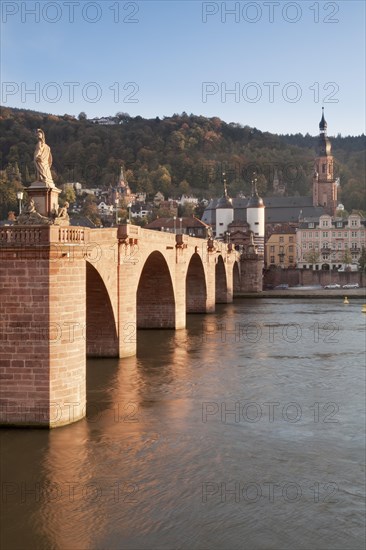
(313, 109, 338, 215)
(319, 107, 327, 134)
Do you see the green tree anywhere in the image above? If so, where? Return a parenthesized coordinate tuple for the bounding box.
(341, 248, 353, 266)
(178, 179, 191, 195)
(60, 185, 76, 206)
(358, 246, 366, 272)
(0, 167, 24, 219)
(305, 249, 320, 265)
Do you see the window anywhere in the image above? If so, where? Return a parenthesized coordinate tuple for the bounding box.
(322, 164, 326, 173)
(309, 242, 313, 249)
(270, 256, 275, 263)
(279, 236, 284, 243)
(303, 243, 307, 249)
(308, 223, 314, 229)
(270, 245, 275, 252)
(332, 232, 335, 238)
(279, 246, 284, 253)
(323, 232, 328, 238)
(322, 220, 329, 227)
(315, 232, 319, 238)
(338, 242, 342, 249)
(289, 246, 293, 253)
(323, 242, 329, 248)
(308, 232, 312, 238)
(289, 236, 294, 243)
(303, 232, 307, 238)
(337, 222, 342, 228)
(289, 256, 294, 263)
(338, 232, 341, 237)
(351, 231, 357, 238)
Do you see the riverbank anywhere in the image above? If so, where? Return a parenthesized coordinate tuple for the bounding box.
(235, 288, 366, 299)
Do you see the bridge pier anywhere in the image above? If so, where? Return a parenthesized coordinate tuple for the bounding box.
(0, 227, 87, 427)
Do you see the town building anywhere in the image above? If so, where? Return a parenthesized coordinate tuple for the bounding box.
(296, 212, 366, 270)
(265, 225, 297, 268)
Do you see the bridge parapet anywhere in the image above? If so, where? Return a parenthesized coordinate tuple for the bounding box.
(0, 225, 88, 246)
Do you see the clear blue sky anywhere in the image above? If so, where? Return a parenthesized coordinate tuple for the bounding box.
(1, 0, 365, 135)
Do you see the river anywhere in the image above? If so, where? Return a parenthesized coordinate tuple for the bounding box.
(1, 298, 365, 550)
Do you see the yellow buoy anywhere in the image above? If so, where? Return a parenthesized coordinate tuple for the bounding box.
(344, 296, 349, 304)
(362, 304, 366, 313)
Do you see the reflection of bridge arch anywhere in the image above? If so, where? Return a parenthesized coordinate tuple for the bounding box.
(86, 262, 118, 357)
(186, 253, 207, 313)
(137, 251, 176, 328)
(215, 255, 227, 303)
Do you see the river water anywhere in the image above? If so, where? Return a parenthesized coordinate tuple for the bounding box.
(1, 299, 365, 550)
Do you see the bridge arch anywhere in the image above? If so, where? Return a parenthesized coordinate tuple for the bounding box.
(215, 255, 228, 303)
(137, 251, 176, 328)
(86, 261, 118, 357)
(186, 253, 207, 313)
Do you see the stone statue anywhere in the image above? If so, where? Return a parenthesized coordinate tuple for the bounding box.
(23, 196, 36, 214)
(34, 129, 54, 187)
(56, 201, 69, 219)
(16, 196, 52, 225)
(54, 201, 70, 226)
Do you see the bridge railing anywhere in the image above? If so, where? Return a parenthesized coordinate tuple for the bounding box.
(0, 225, 88, 246)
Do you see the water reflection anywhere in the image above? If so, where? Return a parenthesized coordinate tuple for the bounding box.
(1, 299, 365, 550)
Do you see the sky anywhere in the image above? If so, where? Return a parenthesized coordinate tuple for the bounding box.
(1, 0, 365, 136)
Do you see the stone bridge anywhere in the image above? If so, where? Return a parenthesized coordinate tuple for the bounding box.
(0, 224, 262, 427)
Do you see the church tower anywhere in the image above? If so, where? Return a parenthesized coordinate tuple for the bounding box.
(215, 173, 234, 238)
(246, 177, 265, 254)
(312, 108, 338, 215)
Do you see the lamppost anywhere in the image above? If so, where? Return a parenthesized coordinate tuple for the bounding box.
(115, 198, 119, 226)
(179, 217, 183, 234)
(173, 215, 176, 234)
(17, 191, 23, 215)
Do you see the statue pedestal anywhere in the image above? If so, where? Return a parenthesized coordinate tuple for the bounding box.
(27, 183, 61, 218)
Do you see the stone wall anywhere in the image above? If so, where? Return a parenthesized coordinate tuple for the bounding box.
(264, 267, 366, 288)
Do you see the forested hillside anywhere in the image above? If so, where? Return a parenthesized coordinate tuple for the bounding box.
(1, 106, 365, 218)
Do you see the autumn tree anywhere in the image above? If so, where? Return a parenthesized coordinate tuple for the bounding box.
(81, 195, 101, 225)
